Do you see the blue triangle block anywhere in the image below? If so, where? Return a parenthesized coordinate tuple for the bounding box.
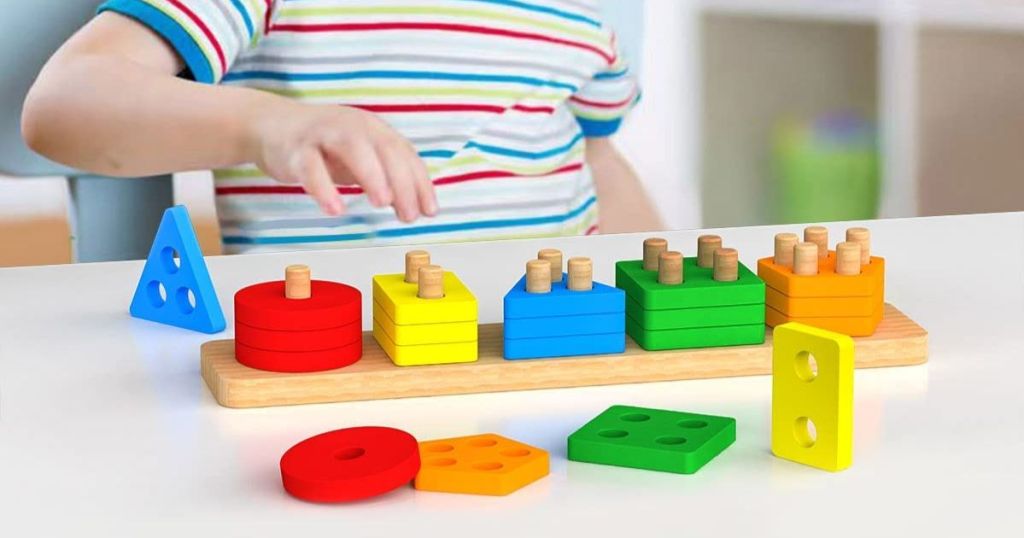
(129, 205, 226, 334)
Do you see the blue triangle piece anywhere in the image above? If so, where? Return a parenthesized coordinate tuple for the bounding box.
(129, 205, 226, 334)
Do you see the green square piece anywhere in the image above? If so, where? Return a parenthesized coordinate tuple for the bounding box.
(568, 405, 736, 474)
(616, 258, 765, 310)
(626, 317, 766, 350)
(626, 297, 765, 330)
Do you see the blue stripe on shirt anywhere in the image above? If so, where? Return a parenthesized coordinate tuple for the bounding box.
(466, 133, 583, 160)
(457, 0, 602, 28)
(229, 0, 256, 39)
(222, 69, 579, 91)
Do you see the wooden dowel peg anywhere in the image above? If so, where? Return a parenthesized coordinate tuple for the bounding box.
(417, 265, 444, 299)
(774, 233, 799, 267)
(526, 259, 552, 294)
(793, 242, 819, 276)
(713, 248, 738, 282)
(658, 251, 684, 285)
(804, 226, 829, 259)
(285, 265, 311, 300)
(835, 242, 862, 276)
(697, 235, 722, 268)
(846, 227, 871, 265)
(643, 238, 668, 271)
(537, 249, 563, 282)
(405, 250, 430, 283)
(567, 257, 593, 291)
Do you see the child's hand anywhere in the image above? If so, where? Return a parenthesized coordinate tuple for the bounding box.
(252, 101, 437, 222)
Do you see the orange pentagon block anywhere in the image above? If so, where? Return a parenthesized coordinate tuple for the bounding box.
(415, 434, 549, 496)
(757, 254, 885, 298)
(765, 287, 878, 317)
(766, 304, 883, 336)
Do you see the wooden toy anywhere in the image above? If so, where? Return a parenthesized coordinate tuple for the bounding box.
(233, 265, 362, 373)
(280, 426, 420, 502)
(503, 250, 626, 360)
(758, 227, 885, 336)
(771, 323, 854, 472)
(415, 434, 549, 496)
(129, 205, 225, 334)
(568, 405, 736, 474)
(373, 252, 478, 366)
(617, 237, 766, 350)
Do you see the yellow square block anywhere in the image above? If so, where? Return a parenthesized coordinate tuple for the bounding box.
(373, 319, 477, 366)
(415, 434, 549, 496)
(372, 301, 477, 345)
(771, 322, 854, 472)
(372, 272, 477, 325)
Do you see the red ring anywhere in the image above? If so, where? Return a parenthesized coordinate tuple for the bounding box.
(235, 280, 361, 331)
(234, 319, 362, 352)
(280, 427, 420, 503)
(235, 339, 362, 373)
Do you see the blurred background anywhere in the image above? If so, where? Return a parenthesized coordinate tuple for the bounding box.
(3, 0, 1024, 266)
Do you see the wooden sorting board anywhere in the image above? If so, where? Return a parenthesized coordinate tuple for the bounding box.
(201, 303, 928, 408)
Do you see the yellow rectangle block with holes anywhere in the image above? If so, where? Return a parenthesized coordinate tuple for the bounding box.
(372, 301, 477, 345)
(771, 322, 854, 472)
(373, 319, 477, 366)
(372, 272, 477, 326)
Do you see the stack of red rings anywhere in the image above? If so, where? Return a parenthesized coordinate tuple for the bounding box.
(234, 277, 362, 373)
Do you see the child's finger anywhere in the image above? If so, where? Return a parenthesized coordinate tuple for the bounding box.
(299, 149, 345, 216)
(325, 140, 392, 208)
(378, 143, 420, 223)
(409, 155, 437, 217)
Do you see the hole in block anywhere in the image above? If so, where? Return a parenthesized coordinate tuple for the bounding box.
(795, 351, 819, 382)
(146, 281, 167, 308)
(429, 458, 457, 467)
(160, 247, 181, 274)
(500, 448, 531, 457)
(679, 420, 708, 429)
(468, 438, 498, 448)
(334, 447, 365, 461)
(425, 444, 455, 453)
(794, 417, 817, 448)
(176, 287, 196, 315)
(598, 429, 629, 439)
(655, 436, 687, 446)
(473, 462, 504, 471)
(620, 413, 651, 423)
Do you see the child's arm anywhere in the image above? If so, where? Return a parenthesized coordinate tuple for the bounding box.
(586, 137, 663, 233)
(22, 12, 435, 222)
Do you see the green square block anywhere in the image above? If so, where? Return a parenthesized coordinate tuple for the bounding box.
(626, 316, 766, 350)
(626, 296, 765, 330)
(616, 259, 765, 310)
(568, 405, 736, 474)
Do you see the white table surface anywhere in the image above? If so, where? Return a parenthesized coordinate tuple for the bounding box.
(2, 212, 1023, 536)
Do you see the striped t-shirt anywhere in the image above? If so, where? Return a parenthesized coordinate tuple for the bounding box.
(100, 0, 639, 253)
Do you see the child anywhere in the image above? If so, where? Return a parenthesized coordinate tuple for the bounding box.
(23, 0, 661, 252)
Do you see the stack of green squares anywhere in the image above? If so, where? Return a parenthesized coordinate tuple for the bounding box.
(616, 257, 767, 350)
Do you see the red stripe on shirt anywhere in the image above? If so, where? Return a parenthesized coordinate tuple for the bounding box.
(270, 22, 615, 64)
(166, 0, 227, 75)
(351, 104, 554, 114)
(585, 224, 599, 235)
(570, 92, 636, 109)
(262, 0, 273, 35)
(214, 163, 584, 196)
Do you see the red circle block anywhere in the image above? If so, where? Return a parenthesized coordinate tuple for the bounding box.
(280, 427, 421, 503)
(235, 280, 361, 331)
(235, 319, 362, 352)
(235, 339, 362, 373)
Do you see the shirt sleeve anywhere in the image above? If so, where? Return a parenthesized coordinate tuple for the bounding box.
(569, 33, 641, 138)
(98, 0, 276, 84)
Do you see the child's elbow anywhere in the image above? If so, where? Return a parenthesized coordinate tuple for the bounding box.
(21, 85, 58, 159)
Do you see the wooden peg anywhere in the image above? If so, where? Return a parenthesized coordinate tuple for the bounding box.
(643, 238, 668, 271)
(846, 227, 871, 265)
(285, 265, 311, 300)
(793, 242, 819, 276)
(774, 233, 799, 267)
(537, 248, 563, 282)
(405, 250, 430, 283)
(658, 251, 684, 285)
(835, 242, 862, 276)
(713, 248, 738, 282)
(417, 265, 444, 299)
(526, 259, 552, 294)
(804, 226, 829, 259)
(567, 257, 593, 291)
(697, 235, 722, 268)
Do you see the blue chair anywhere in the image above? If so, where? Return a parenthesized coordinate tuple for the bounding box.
(0, 0, 173, 262)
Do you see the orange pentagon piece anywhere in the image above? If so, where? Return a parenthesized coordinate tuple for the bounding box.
(765, 287, 880, 317)
(766, 304, 883, 337)
(757, 254, 885, 298)
(414, 434, 549, 496)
